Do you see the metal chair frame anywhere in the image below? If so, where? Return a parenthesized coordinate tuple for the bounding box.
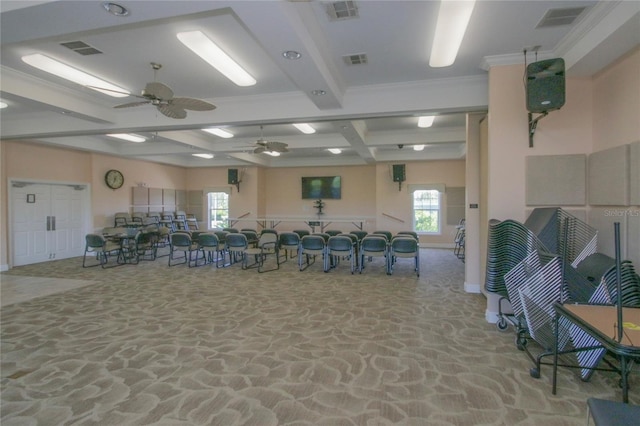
(388, 236, 420, 276)
(82, 233, 124, 268)
(325, 235, 355, 273)
(298, 235, 326, 271)
(168, 232, 203, 267)
(243, 232, 280, 273)
(359, 235, 389, 274)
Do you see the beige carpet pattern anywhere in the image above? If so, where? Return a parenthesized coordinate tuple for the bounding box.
(1, 248, 637, 425)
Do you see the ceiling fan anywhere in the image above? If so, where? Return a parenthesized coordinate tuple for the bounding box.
(91, 63, 216, 119)
(253, 126, 289, 154)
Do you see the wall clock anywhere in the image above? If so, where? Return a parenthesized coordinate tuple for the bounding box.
(105, 169, 124, 189)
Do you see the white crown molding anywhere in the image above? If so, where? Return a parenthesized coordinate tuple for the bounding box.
(480, 51, 556, 71)
(481, 1, 639, 75)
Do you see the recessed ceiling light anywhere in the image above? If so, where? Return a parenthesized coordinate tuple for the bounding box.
(328, 148, 342, 154)
(192, 153, 214, 159)
(177, 31, 256, 87)
(413, 144, 425, 151)
(283, 50, 302, 60)
(311, 90, 326, 96)
(107, 133, 146, 143)
(418, 115, 435, 128)
(429, 0, 476, 68)
(0, 101, 7, 109)
(202, 128, 234, 138)
(102, 2, 129, 16)
(22, 54, 129, 98)
(292, 123, 315, 134)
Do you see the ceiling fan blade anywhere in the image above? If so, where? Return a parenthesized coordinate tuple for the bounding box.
(143, 82, 174, 100)
(171, 97, 216, 111)
(253, 146, 266, 154)
(267, 141, 289, 152)
(114, 101, 151, 109)
(157, 104, 187, 119)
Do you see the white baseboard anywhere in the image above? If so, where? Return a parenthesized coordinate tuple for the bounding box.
(420, 243, 455, 249)
(464, 281, 481, 293)
(485, 309, 499, 324)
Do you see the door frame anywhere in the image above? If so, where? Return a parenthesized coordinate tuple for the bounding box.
(7, 178, 92, 270)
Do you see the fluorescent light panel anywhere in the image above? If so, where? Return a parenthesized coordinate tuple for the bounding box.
(107, 133, 146, 143)
(177, 31, 256, 87)
(418, 115, 435, 128)
(202, 128, 234, 138)
(22, 54, 129, 97)
(429, 0, 476, 68)
(293, 123, 315, 134)
(193, 153, 214, 159)
(328, 148, 342, 154)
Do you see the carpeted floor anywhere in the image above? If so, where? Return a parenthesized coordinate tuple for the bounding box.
(1, 248, 637, 425)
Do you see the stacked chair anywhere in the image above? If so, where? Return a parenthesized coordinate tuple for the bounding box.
(485, 207, 640, 381)
(453, 219, 465, 262)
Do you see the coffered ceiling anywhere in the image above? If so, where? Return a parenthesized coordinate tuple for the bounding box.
(1, 1, 637, 167)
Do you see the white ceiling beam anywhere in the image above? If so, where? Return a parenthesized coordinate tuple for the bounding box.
(232, 1, 344, 110)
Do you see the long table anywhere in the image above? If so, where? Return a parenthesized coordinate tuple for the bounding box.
(552, 303, 640, 402)
(228, 217, 373, 233)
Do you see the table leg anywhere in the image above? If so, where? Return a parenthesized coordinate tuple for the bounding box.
(552, 312, 559, 395)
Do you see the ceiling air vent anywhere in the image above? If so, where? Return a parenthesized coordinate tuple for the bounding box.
(60, 40, 103, 56)
(326, 1, 358, 21)
(343, 53, 368, 65)
(536, 7, 587, 28)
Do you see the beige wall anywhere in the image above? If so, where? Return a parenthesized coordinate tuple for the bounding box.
(483, 49, 639, 321)
(487, 64, 594, 223)
(0, 141, 186, 267)
(592, 48, 640, 151)
(0, 145, 465, 268)
(92, 154, 186, 229)
(588, 48, 640, 264)
(188, 166, 259, 223)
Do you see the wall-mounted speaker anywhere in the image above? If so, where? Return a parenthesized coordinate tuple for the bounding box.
(392, 164, 406, 182)
(228, 168, 239, 184)
(526, 58, 565, 113)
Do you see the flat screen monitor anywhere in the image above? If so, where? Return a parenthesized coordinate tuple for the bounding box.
(301, 176, 341, 199)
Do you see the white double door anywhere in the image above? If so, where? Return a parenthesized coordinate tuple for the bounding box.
(11, 182, 88, 266)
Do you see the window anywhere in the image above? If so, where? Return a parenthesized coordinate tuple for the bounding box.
(413, 189, 441, 234)
(207, 191, 229, 229)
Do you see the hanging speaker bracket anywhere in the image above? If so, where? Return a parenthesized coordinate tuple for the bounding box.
(528, 111, 548, 147)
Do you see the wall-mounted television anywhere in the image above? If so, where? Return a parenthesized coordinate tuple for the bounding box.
(301, 176, 341, 199)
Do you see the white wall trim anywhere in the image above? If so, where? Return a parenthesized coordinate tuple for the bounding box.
(485, 309, 499, 324)
(420, 243, 455, 249)
(464, 281, 481, 293)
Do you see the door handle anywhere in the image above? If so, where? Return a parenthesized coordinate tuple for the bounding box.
(46, 216, 51, 231)
(52, 216, 56, 231)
